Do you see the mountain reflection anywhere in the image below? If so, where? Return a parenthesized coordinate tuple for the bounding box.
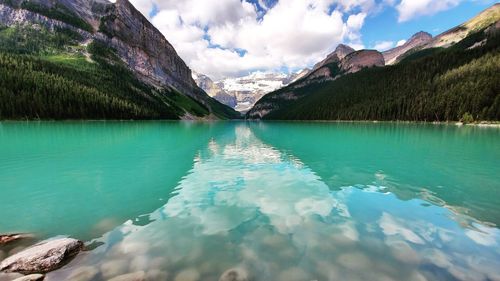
(48, 123, 500, 281)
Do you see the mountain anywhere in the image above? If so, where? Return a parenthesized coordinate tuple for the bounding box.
(247, 45, 385, 118)
(428, 3, 500, 48)
(383, 32, 433, 65)
(247, 4, 500, 121)
(0, 0, 240, 120)
(194, 71, 298, 113)
(192, 71, 237, 108)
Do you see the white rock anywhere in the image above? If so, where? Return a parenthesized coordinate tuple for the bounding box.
(0, 238, 83, 274)
(108, 271, 146, 281)
(12, 274, 45, 281)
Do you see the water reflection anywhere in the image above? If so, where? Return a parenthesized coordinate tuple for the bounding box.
(47, 124, 500, 281)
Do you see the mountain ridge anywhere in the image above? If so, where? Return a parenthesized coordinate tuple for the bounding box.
(247, 4, 500, 121)
(0, 0, 241, 119)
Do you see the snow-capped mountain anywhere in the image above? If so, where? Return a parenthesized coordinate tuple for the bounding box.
(193, 71, 298, 113)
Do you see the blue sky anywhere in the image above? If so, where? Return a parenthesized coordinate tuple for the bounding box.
(132, 0, 498, 79)
(360, 1, 497, 49)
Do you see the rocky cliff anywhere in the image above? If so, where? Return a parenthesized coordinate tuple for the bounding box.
(341, 50, 385, 74)
(0, 0, 239, 119)
(192, 72, 237, 108)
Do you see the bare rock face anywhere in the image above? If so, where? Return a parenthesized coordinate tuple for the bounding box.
(334, 44, 356, 60)
(192, 72, 237, 108)
(0, 238, 83, 274)
(311, 44, 355, 73)
(340, 50, 385, 74)
(99, 0, 200, 98)
(383, 32, 432, 65)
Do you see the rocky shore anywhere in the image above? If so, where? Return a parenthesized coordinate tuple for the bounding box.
(0, 234, 251, 281)
(0, 235, 83, 281)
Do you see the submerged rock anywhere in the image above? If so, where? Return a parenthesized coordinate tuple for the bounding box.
(12, 274, 45, 281)
(0, 234, 33, 245)
(108, 271, 145, 281)
(219, 268, 249, 281)
(0, 272, 24, 281)
(174, 268, 200, 281)
(66, 266, 99, 281)
(0, 238, 83, 274)
(100, 259, 129, 279)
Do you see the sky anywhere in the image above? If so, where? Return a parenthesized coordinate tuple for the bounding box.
(127, 0, 497, 80)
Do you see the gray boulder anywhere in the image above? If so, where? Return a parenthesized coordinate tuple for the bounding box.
(0, 238, 83, 274)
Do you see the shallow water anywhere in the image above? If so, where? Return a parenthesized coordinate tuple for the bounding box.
(0, 121, 499, 281)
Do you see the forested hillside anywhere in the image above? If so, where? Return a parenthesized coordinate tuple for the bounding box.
(248, 27, 500, 122)
(0, 0, 241, 120)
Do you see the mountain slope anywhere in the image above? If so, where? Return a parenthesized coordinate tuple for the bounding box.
(192, 71, 237, 108)
(383, 32, 432, 65)
(247, 5, 500, 121)
(247, 47, 385, 119)
(0, 0, 240, 120)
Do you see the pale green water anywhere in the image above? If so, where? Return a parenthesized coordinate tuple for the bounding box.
(0, 122, 499, 281)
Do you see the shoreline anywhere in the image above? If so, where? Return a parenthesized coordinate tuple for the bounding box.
(0, 119, 499, 127)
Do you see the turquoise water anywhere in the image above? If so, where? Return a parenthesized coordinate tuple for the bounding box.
(0, 121, 499, 281)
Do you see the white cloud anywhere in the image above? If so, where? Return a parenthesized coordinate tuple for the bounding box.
(373, 40, 395, 51)
(126, 0, 380, 79)
(396, 0, 461, 22)
(127, 0, 467, 79)
(396, 39, 407, 47)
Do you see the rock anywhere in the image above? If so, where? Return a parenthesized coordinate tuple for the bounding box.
(277, 267, 308, 281)
(337, 252, 372, 271)
(174, 268, 200, 281)
(66, 266, 99, 281)
(0, 234, 33, 245)
(129, 256, 148, 272)
(0, 272, 24, 281)
(219, 268, 249, 281)
(382, 32, 433, 65)
(340, 50, 385, 74)
(100, 259, 129, 279)
(13, 274, 45, 281)
(0, 238, 83, 274)
(146, 269, 169, 281)
(108, 271, 145, 281)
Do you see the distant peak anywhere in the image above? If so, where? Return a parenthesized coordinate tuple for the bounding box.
(334, 44, 355, 60)
(410, 31, 433, 40)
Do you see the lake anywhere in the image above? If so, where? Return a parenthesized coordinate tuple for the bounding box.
(0, 121, 499, 281)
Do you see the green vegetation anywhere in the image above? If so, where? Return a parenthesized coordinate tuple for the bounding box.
(0, 25, 238, 120)
(252, 29, 500, 121)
